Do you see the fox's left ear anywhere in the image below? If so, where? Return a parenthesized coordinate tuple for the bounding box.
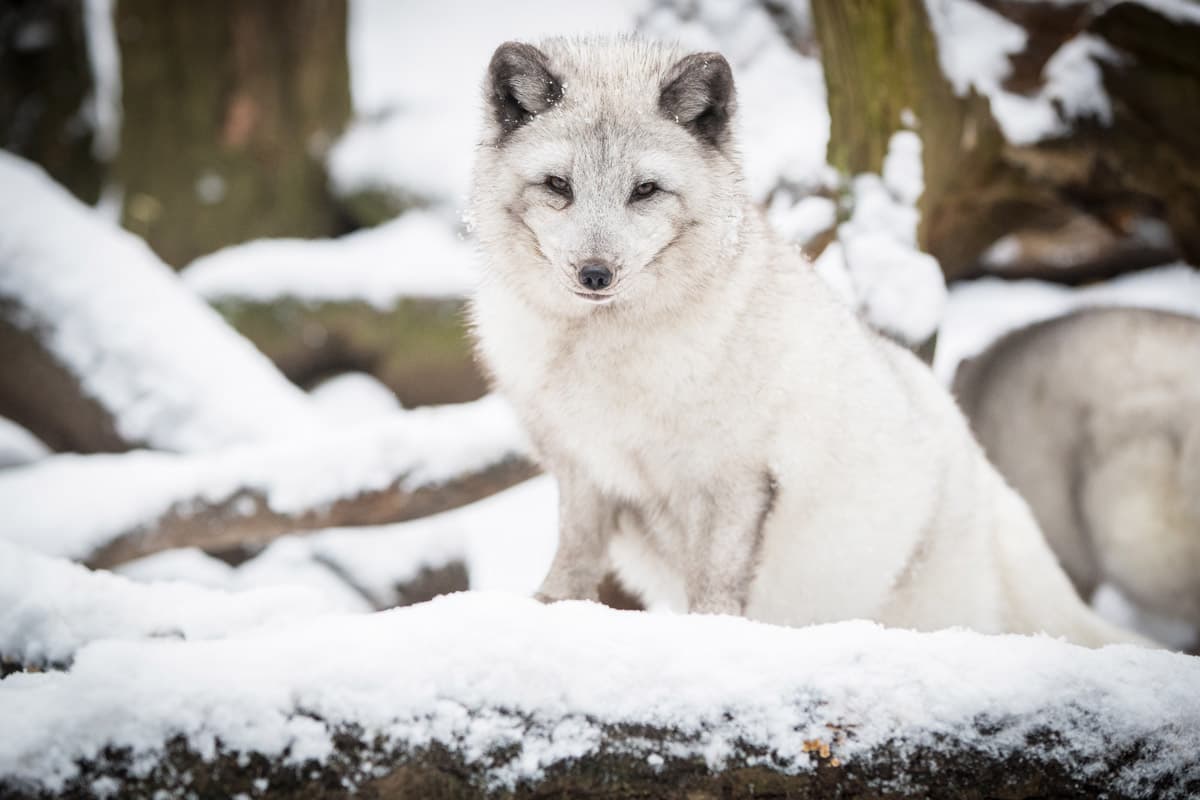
(659, 52, 736, 151)
(486, 42, 563, 139)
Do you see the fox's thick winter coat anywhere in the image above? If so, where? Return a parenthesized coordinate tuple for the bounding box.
(469, 37, 1142, 646)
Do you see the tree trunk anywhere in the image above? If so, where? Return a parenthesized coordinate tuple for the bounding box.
(0, 0, 102, 204)
(811, 0, 1200, 282)
(112, 0, 351, 267)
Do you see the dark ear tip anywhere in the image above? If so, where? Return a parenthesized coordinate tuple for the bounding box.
(489, 41, 546, 70)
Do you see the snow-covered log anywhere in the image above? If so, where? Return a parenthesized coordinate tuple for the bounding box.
(181, 212, 488, 406)
(0, 594, 1197, 799)
(0, 153, 323, 454)
(0, 397, 536, 569)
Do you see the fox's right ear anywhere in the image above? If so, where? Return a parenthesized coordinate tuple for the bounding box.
(486, 42, 563, 139)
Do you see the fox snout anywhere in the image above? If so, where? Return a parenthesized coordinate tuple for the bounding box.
(577, 260, 614, 291)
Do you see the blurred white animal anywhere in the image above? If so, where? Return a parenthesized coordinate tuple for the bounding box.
(955, 307, 1200, 640)
(469, 37, 1143, 647)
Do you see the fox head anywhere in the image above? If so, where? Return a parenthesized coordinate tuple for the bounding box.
(470, 38, 746, 318)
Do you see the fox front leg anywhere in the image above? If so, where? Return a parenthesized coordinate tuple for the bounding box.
(685, 473, 777, 616)
(535, 475, 613, 603)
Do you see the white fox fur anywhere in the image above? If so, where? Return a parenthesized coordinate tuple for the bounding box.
(469, 37, 1144, 647)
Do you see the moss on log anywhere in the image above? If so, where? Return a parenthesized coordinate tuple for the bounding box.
(213, 297, 488, 407)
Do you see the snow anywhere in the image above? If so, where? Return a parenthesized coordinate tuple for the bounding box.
(0, 396, 528, 562)
(112, 477, 557, 611)
(332, 0, 648, 213)
(302, 476, 557, 605)
(826, 131, 947, 345)
(935, 263, 1200, 383)
(332, 0, 830, 214)
(309, 372, 404, 423)
(181, 210, 479, 306)
(766, 192, 836, 246)
(1, 592, 1197, 796)
(640, 0, 831, 201)
(0, 153, 323, 453)
(0, 541, 338, 667)
(923, 0, 1120, 145)
(81, 0, 120, 162)
(0, 418, 49, 470)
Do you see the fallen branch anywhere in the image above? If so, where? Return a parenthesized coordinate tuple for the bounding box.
(0, 397, 536, 568)
(86, 455, 537, 569)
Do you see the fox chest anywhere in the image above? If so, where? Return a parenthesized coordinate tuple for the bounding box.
(519, 345, 746, 497)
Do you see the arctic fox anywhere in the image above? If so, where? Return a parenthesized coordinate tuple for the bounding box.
(468, 37, 1142, 647)
(955, 307, 1200, 637)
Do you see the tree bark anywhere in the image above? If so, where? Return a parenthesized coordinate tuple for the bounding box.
(113, 0, 351, 266)
(0, 0, 102, 204)
(0, 714, 1191, 799)
(811, 0, 1200, 282)
(0, 311, 127, 453)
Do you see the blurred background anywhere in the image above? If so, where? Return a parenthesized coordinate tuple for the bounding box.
(1, 0, 1198, 653)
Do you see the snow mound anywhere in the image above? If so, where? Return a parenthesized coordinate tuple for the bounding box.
(0, 541, 337, 667)
(0, 418, 49, 470)
(0, 153, 321, 453)
(182, 210, 479, 307)
(1, 592, 1196, 796)
(309, 372, 404, 423)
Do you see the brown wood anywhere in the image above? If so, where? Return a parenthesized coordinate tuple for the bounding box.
(811, 0, 1200, 282)
(0, 310, 130, 453)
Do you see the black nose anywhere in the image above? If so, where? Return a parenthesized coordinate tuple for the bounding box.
(578, 261, 613, 291)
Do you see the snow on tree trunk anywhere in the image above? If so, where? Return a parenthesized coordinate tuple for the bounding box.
(112, 0, 351, 266)
(0, 153, 322, 453)
(812, 0, 1200, 283)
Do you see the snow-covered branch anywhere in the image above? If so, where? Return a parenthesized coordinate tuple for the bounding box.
(0, 153, 322, 454)
(0, 397, 535, 568)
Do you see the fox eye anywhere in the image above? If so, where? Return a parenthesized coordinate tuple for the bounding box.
(631, 181, 658, 201)
(545, 175, 571, 197)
